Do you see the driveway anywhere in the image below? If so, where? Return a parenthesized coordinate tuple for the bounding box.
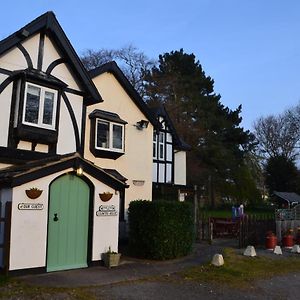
(4, 239, 299, 300)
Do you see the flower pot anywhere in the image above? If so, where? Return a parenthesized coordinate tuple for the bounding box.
(266, 234, 277, 250)
(25, 188, 43, 199)
(103, 253, 121, 268)
(99, 193, 113, 202)
(282, 234, 294, 249)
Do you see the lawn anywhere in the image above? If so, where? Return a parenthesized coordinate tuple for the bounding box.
(181, 247, 300, 288)
(200, 208, 274, 218)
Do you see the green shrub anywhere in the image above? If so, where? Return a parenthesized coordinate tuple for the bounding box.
(128, 200, 194, 260)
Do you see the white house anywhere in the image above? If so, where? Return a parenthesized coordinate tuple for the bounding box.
(0, 12, 188, 274)
(151, 106, 190, 200)
(0, 12, 127, 274)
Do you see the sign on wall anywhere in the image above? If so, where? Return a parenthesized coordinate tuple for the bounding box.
(18, 203, 44, 210)
(96, 205, 117, 216)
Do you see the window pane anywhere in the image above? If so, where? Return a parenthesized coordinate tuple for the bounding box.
(97, 121, 109, 148)
(153, 132, 157, 142)
(112, 124, 123, 149)
(153, 143, 156, 158)
(43, 91, 54, 125)
(25, 85, 40, 124)
(159, 132, 164, 143)
(159, 144, 164, 159)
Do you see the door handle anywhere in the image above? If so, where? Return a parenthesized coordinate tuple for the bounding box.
(53, 213, 59, 222)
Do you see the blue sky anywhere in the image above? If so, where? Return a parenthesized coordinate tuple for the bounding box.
(1, 1, 300, 130)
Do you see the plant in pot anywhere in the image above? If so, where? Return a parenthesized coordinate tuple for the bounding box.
(103, 247, 121, 268)
(282, 228, 294, 249)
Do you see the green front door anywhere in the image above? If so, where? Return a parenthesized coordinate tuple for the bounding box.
(47, 174, 90, 272)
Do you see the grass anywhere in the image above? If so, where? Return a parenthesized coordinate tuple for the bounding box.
(181, 248, 300, 288)
(200, 208, 274, 218)
(0, 277, 97, 300)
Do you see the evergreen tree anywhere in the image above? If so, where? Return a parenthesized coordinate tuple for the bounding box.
(145, 49, 256, 206)
(265, 155, 299, 195)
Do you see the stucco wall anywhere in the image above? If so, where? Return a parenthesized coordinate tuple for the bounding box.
(85, 73, 153, 215)
(9, 169, 119, 271)
(174, 151, 187, 185)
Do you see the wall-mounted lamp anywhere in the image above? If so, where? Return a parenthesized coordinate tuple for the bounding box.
(76, 167, 83, 176)
(135, 120, 149, 130)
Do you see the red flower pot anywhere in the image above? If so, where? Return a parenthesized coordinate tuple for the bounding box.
(266, 234, 277, 250)
(282, 234, 294, 248)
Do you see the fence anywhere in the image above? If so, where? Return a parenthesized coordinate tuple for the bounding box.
(238, 214, 275, 248)
(197, 212, 276, 248)
(275, 205, 300, 242)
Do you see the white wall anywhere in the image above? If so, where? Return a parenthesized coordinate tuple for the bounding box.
(0, 83, 12, 147)
(0, 188, 12, 267)
(174, 151, 187, 185)
(85, 72, 154, 215)
(9, 169, 120, 270)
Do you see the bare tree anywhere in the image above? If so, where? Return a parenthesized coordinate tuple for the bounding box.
(253, 104, 300, 160)
(81, 45, 155, 97)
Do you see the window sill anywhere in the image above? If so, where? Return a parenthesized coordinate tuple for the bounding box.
(90, 147, 125, 160)
(14, 124, 58, 144)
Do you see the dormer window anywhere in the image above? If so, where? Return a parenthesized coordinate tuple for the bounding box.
(23, 83, 57, 130)
(89, 109, 127, 159)
(96, 120, 124, 152)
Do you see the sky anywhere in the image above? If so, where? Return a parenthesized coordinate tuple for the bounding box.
(1, 0, 300, 130)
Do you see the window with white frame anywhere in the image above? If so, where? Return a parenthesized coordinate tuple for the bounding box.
(153, 132, 157, 159)
(96, 119, 124, 152)
(158, 132, 165, 160)
(22, 83, 57, 130)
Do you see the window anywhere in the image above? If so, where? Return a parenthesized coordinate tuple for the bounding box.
(158, 132, 165, 160)
(96, 119, 124, 152)
(153, 132, 157, 159)
(22, 83, 57, 130)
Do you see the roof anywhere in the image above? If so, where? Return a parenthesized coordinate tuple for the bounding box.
(89, 109, 127, 124)
(89, 61, 159, 128)
(150, 105, 191, 151)
(273, 191, 300, 204)
(0, 153, 128, 190)
(0, 11, 102, 105)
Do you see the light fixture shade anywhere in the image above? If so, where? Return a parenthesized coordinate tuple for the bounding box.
(136, 120, 149, 130)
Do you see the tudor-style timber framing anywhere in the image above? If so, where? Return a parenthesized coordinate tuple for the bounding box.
(0, 12, 102, 159)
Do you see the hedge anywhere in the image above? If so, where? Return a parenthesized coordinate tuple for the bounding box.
(128, 200, 194, 260)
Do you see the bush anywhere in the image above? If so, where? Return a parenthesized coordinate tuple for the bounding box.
(128, 200, 194, 260)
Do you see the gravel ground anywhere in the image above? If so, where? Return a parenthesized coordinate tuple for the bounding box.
(90, 272, 300, 300)
(3, 240, 300, 299)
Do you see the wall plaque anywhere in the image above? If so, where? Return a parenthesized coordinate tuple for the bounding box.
(96, 205, 118, 216)
(18, 203, 44, 210)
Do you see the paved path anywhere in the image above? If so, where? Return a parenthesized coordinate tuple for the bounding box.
(14, 240, 300, 299)
(20, 239, 235, 287)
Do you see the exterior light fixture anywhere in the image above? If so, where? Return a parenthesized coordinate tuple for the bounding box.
(76, 167, 83, 176)
(135, 120, 149, 130)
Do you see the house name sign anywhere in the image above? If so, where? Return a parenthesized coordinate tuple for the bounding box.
(18, 203, 44, 210)
(96, 205, 117, 216)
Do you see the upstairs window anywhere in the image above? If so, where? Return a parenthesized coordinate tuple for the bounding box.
(22, 83, 57, 130)
(158, 132, 165, 160)
(153, 132, 157, 159)
(96, 119, 124, 152)
(89, 109, 127, 159)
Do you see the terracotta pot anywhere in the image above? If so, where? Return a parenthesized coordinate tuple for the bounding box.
(25, 189, 43, 199)
(266, 234, 277, 250)
(282, 234, 294, 248)
(99, 193, 113, 202)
